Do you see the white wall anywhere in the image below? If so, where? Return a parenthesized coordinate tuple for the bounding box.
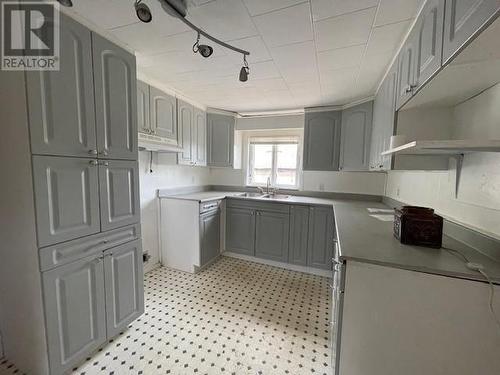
(386, 84, 500, 239)
(139, 151, 210, 271)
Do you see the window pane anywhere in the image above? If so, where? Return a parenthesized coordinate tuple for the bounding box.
(251, 144, 272, 184)
(276, 143, 298, 186)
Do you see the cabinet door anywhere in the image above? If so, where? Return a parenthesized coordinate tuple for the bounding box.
(104, 240, 144, 338)
(308, 206, 334, 270)
(92, 34, 138, 160)
(443, 0, 500, 63)
(414, 0, 445, 90)
(98, 160, 140, 231)
(194, 108, 207, 166)
(177, 100, 194, 165)
(303, 111, 342, 171)
(396, 32, 417, 109)
(340, 101, 373, 171)
(255, 211, 290, 263)
(288, 205, 309, 266)
(137, 80, 150, 134)
(226, 207, 255, 255)
(43, 253, 106, 375)
(200, 211, 220, 266)
(149, 86, 178, 141)
(33, 156, 101, 247)
(26, 14, 97, 158)
(207, 113, 235, 167)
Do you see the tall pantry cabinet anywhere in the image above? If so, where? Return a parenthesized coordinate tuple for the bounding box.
(0, 13, 144, 375)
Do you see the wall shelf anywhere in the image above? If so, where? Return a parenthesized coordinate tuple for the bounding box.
(381, 140, 500, 156)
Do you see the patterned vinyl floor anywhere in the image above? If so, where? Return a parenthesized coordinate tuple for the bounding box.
(0, 256, 332, 375)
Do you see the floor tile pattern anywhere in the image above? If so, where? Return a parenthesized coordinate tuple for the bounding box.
(0, 256, 332, 375)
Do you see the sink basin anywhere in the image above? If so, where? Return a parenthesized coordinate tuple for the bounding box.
(239, 192, 266, 198)
(262, 194, 290, 200)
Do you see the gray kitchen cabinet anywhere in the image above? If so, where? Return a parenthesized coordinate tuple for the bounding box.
(396, 30, 417, 109)
(98, 160, 140, 232)
(177, 100, 194, 165)
(414, 0, 445, 91)
(137, 80, 151, 135)
(226, 207, 255, 255)
(200, 210, 220, 266)
(26, 14, 97, 158)
(370, 64, 397, 171)
(207, 113, 235, 167)
(443, 0, 500, 63)
(32, 156, 101, 247)
(308, 206, 335, 270)
(255, 210, 290, 263)
(194, 108, 207, 166)
(303, 110, 342, 171)
(288, 205, 310, 266)
(43, 253, 107, 375)
(92, 34, 138, 160)
(340, 102, 373, 171)
(149, 86, 178, 141)
(103, 240, 144, 338)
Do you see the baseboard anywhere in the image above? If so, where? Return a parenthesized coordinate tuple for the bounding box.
(223, 252, 331, 277)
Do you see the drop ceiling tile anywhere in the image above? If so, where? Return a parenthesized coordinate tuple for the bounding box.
(314, 7, 376, 51)
(251, 78, 289, 91)
(69, 0, 138, 29)
(311, 0, 379, 21)
(145, 51, 205, 74)
(375, 0, 424, 26)
(271, 41, 319, 83)
(243, 0, 307, 16)
(253, 3, 313, 47)
(320, 66, 358, 89)
(365, 20, 411, 56)
(188, 0, 258, 41)
(138, 0, 191, 36)
(317, 44, 366, 72)
(248, 61, 282, 80)
(224, 36, 272, 63)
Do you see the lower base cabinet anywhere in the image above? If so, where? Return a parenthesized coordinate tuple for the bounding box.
(42, 239, 144, 374)
(226, 207, 256, 256)
(255, 211, 289, 262)
(308, 206, 335, 269)
(288, 205, 310, 266)
(200, 210, 221, 266)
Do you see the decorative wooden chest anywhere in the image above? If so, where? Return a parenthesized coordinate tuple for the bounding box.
(394, 206, 443, 248)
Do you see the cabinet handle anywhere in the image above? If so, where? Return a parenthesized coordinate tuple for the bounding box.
(89, 160, 98, 166)
(88, 149, 98, 155)
(99, 161, 109, 167)
(99, 150, 108, 156)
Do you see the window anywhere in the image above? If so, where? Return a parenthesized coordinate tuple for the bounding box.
(247, 136, 300, 189)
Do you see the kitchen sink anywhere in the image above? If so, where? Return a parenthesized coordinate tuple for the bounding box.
(262, 194, 290, 200)
(238, 192, 266, 198)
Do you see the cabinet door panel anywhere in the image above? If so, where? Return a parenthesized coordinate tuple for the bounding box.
(43, 254, 106, 375)
(200, 211, 220, 266)
(396, 33, 417, 109)
(255, 211, 290, 263)
(99, 160, 140, 231)
(289, 205, 309, 266)
(207, 113, 234, 167)
(226, 208, 255, 255)
(149, 86, 178, 140)
(177, 100, 194, 165)
(303, 111, 342, 171)
(443, 0, 500, 62)
(104, 240, 144, 338)
(308, 206, 334, 270)
(33, 156, 101, 247)
(27, 14, 96, 158)
(340, 101, 373, 171)
(93, 34, 138, 160)
(194, 108, 207, 166)
(137, 80, 150, 134)
(414, 0, 445, 90)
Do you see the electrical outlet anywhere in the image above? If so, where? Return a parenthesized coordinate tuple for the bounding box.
(319, 183, 325, 192)
(142, 252, 151, 263)
(396, 187, 400, 197)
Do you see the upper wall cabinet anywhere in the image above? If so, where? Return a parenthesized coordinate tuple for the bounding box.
(207, 113, 235, 168)
(136, 81, 150, 135)
(414, 0, 445, 91)
(149, 86, 178, 141)
(194, 107, 207, 166)
(177, 100, 194, 165)
(396, 31, 417, 109)
(340, 101, 373, 171)
(92, 34, 138, 161)
(303, 110, 342, 171)
(26, 14, 97, 158)
(443, 0, 500, 63)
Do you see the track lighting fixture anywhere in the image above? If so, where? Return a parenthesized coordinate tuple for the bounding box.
(239, 55, 249, 82)
(56, 0, 73, 7)
(135, 0, 152, 23)
(192, 33, 213, 58)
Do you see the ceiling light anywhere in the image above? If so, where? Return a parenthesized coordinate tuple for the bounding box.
(57, 0, 73, 7)
(192, 33, 213, 58)
(239, 55, 249, 82)
(135, 1, 152, 23)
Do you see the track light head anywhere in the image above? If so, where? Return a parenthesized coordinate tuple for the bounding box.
(57, 0, 73, 7)
(159, 0, 188, 19)
(198, 44, 213, 58)
(135, 1, 152, 23)
(239, 55, 249, 82)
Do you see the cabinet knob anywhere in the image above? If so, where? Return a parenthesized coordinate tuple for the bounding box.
(99, 150, 108, 156)
(89, 160, 98, 166)
(88, 149, 98, 155)
(100, 161, 109, 167)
